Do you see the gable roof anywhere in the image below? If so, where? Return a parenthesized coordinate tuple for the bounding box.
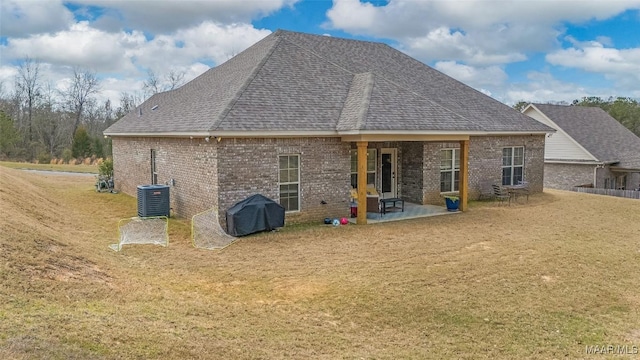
(528, 103, 640, 169)
(105, 30, 552, 137)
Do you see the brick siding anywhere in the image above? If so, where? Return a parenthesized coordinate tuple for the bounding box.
(112, 134, 546, 227)
(544, 163, 595, 189)
(111, 137, 219, 219)
(400, 142, 424, 203)
(468, 135, 545, 198)
(217, 137, 351, 227)
(398, 135, 546, 205)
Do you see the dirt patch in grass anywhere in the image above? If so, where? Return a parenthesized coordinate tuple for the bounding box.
(1, 165, 640, 359)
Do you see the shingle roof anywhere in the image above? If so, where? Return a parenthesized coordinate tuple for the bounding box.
(532, 103, 640, 169)
(105, 30, 552, 136)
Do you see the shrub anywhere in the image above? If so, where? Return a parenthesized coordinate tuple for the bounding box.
(62, 148, 73, 163)
(37, 152, 52, 165)
(98, 158, 113, 177)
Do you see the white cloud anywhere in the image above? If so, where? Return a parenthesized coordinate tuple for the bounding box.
(546, 40, 640, 89)
(402, 27, 528, 65)
(2, 22, 144, 73)
(326, 0, 640, 64)
(434, 61, 507, 88)
(72, 0, 298, 33)
(0, 0, 74, 37)
(124, 22, 272, 74)
(1, 19, 271, 107)
(504, 71, 591, 105)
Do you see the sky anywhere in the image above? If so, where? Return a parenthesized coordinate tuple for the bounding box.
(1, 0, 640, 109)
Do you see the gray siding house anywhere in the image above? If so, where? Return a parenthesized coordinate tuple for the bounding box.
(523, 103, 640, 190)
(104, 30, 552, 225)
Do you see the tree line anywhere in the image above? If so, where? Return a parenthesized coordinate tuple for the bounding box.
(2, 57, 638, 163)
(514, 97, 640, 138)
(0, 57, 185, 163)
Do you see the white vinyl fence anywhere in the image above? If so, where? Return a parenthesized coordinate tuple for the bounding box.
(571, 187, 640, 200)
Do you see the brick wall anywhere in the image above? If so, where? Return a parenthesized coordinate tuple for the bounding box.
(114, 137, 351, 227)
(400, 135, 546, 205)
(400, 142, 423, 203)
(111, 137, 219, 218)
(112, 134, 546, 226)
(544, 163, 595, 189)
(217, 137, 351, 226)
(467, 135, 545, 197)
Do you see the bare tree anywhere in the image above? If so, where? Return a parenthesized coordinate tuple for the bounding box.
(34, 82, 70, 156)
(15, 56, 42, 142)
(165, 69, 185, 90)
(143, 69, 186, 97)
(63, 67, 100, 136)
(115, 91, 144, 119)
(142, 69, 160, 97)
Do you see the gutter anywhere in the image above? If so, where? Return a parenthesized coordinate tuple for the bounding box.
(104, 129, 553, 138)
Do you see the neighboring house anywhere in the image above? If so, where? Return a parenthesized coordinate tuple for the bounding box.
(523, 103, 640, 190)
(104, 30, 552, 225)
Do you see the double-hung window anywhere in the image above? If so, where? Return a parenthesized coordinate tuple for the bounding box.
(279, 155, 300, 212)
(350, 149, 377, 188)
(502, 147, 524, 186)
(440, 149, 460, 192)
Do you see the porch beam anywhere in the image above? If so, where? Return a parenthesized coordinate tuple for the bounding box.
(356, 141, 368, 225)
(459, 139, 469, 211)
(341, 134, 470, 142)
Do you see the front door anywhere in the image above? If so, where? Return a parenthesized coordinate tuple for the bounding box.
(381, 148, 397, 198)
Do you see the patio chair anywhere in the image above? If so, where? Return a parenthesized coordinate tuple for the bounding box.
(492, 184, 511, 205)
(478, 180, 495, 200)
(514, 180, 530, 202)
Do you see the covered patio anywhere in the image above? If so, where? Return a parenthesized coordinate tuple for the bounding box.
(346, 135, 470, 225)
(349, 201, 460, 224)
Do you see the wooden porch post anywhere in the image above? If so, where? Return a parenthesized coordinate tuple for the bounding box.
(356, 141, 368, 225)
(459, 140, 469, 211)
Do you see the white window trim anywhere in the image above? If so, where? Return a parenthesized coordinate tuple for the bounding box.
(440, 148, 460, 193)
(502, 146, 525, 186)
(278, 154, 301, 212)
(350, 149, 377, 187)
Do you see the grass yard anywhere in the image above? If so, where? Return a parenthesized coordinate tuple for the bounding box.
(1, 165, 639, 359)
(0, 161, 99, 174)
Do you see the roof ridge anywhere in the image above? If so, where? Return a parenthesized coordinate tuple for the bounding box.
(278, 33, 483, 130)
(355, 73, 374, 130)
(336, 72, 374, 131)
(210, 34, 282, 131)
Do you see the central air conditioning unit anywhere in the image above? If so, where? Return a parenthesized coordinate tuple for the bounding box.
(137, 184, 170, 217)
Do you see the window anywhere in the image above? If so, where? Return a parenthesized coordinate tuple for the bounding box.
(502, 147, 524, 186)
(440, 149, 460, 192)
(350, 149, 377, 188)
(279, 155, 300, 212)
(151, 149, 158, 185)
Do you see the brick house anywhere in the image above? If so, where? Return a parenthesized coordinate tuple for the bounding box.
(523, 103, 640, 190)
(104, 30, 552, 225)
